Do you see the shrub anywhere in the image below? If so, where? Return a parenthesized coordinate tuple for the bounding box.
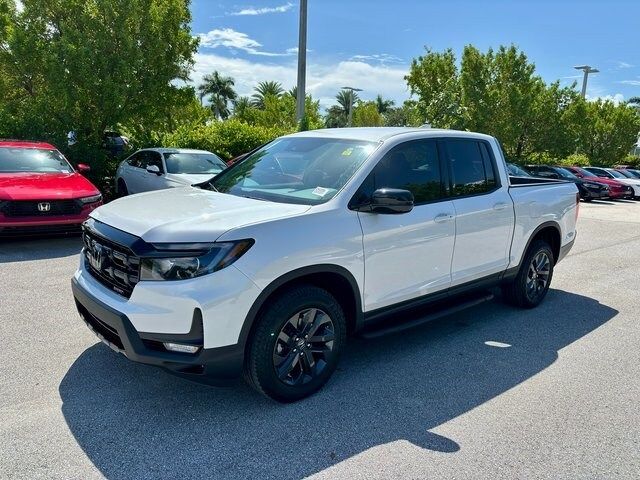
(558, 153, 590, 167)
(161, 120, 293, 160)
(619, 154, 640, 168)
(525, 151, 558, 165)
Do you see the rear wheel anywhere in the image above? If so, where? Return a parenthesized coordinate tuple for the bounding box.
(244, 285, 346, 402)
(502, 239, 554, 308)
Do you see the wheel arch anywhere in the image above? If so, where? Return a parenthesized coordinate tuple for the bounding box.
(238, 265, 364, 351)
(521, 221, 562, 265)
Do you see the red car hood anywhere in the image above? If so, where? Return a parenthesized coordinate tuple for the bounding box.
(0, 172, 100, 201)
(583, 177, 626, 189)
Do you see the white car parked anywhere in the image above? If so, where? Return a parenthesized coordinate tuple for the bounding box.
(73, 128, 579, 402)
(115, 148, 227, 196)
(585, 166, 640, 198)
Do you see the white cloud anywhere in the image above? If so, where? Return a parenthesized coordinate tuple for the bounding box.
(586, 93, 625, 105)
(616, 61, 634, 69)
(197, 28, 292, 57)
(191, 53, 410, 109)
(349, 53, 404, 65)
(228, 2, 294, 16)
(620, 79, 640, 86)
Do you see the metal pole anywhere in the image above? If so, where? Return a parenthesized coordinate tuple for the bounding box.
(581, 70, 589, 98)
(348, 93, 354, 127)
(296, 0, 308, 123)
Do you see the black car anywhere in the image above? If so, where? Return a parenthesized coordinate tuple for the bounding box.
(525, 165, 608, 202)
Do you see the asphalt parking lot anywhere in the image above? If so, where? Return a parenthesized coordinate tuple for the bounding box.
(1, 200, 639, 480)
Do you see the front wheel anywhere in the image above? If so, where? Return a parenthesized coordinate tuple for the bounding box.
(117, 179, 128, 197)
(244, 285, 346, 402)
(502, 239, 554, 308)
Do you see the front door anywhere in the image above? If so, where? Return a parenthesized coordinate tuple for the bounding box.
(355, 139, 456, 312)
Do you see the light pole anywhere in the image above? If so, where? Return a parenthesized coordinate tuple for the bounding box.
(295, 0, 308, 124)
(574, 65, 599, 98)
(342, 86, 362, 127)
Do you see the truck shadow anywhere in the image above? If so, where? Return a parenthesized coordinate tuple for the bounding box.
(59, 289, 615, 480)
(0, 235, 82, 263)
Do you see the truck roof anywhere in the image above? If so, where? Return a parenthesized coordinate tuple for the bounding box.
(287, 127, 495, 143)
(0, 140, 57, 149)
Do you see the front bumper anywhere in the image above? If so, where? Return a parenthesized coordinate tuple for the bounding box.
(0, 203, 100, 235)
(72, 277, 244, 383)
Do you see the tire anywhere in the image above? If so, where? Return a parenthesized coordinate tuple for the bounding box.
(502, 239, 554, 309)
(244, 285, 347, 402)
(117, 179, 128, 197)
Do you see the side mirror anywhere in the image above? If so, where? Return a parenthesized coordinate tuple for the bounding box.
(358, 188, 414, 214)
(77, 163, 90, 173)
(146, 164, 161, 175)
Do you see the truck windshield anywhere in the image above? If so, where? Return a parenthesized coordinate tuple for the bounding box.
(0, 147, 74, 173)
(164, 152, 227, 174)
(208, 137, 377, 205)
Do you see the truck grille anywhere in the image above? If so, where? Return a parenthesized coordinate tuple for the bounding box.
(83, 229, 140, 298)
(2, 199, 82, 217)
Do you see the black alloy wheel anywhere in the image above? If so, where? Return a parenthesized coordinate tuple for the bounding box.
(272, 308, 336, 386)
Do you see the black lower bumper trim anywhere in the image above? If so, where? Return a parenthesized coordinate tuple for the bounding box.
(558, 235, 576, 263)
(71, 278, 244, 384)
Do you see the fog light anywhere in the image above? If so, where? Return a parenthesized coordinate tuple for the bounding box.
(163, 342, 200, 354)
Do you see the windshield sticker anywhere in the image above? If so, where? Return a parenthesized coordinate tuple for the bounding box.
(312, 186, 330, 197)
(341, 148, 354, 156)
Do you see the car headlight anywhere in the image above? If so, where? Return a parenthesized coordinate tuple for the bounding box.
(80, 194, 102, 204)
(139, 239, 254, 281)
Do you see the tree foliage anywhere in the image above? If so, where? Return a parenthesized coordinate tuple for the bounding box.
(0, 0, 198, 150)
(406, 44, 640, 165)
(198, 71, 237, 120)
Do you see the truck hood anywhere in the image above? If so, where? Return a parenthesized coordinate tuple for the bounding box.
(0, 172, 99, 200)
(90, 187, 311, 243)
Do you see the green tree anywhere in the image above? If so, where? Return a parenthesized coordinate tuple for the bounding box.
(405, 48, 461, 128)
(375, 94, 395, 114)
(352, 101, 384, 127)
(384, 100, 422, 127)
(198, 71, 237, 120)
(0, 0, 198, 151)
(251, 81, 284, 108)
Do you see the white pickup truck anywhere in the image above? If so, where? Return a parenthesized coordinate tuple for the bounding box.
(71, 128, 579, 402)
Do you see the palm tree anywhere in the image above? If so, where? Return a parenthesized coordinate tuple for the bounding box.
(287, 86, 298, 100)
(628, 96, 640, 112)
(233, 96, 253, 119)
(375, 94, 395, 114)
(251, 81, 284, 108)
(198, 71, 237, 119)
(336, 89, 359, 115)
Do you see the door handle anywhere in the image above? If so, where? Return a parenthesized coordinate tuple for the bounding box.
(434, 213, 454, 223)
(493, 202, 509, 211)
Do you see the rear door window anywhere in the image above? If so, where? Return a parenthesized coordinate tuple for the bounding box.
(445, 139, 498, 197)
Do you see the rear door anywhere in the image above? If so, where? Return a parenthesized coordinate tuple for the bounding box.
(356, 139, 456, 311)
(123, 152, 146, 193)
(443, 138, 514, 287)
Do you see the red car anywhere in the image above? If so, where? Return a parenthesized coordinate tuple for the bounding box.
(564, 166, 633, 199)
(0, 140, 103, 235)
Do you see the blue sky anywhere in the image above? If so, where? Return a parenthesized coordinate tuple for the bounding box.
(190, 0, 640, 108)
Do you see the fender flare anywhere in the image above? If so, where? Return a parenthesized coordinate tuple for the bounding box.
(237, 264, 364, 348)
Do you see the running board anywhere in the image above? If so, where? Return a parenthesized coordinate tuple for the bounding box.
(360, 292, 495, 339)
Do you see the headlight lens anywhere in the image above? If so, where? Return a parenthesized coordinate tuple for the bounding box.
(80, 194, 102, 204)
(139, 239, 254, 281)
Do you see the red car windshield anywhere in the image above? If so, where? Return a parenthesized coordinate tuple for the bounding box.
(572, 167, 597, 178)
(0, 147, 74, 173)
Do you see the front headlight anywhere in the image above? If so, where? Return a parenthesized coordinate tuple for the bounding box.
(80, 194, 102, 204)
(139, 239, 254, 281)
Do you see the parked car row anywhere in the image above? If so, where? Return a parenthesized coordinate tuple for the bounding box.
(507, 163, 639, 201)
